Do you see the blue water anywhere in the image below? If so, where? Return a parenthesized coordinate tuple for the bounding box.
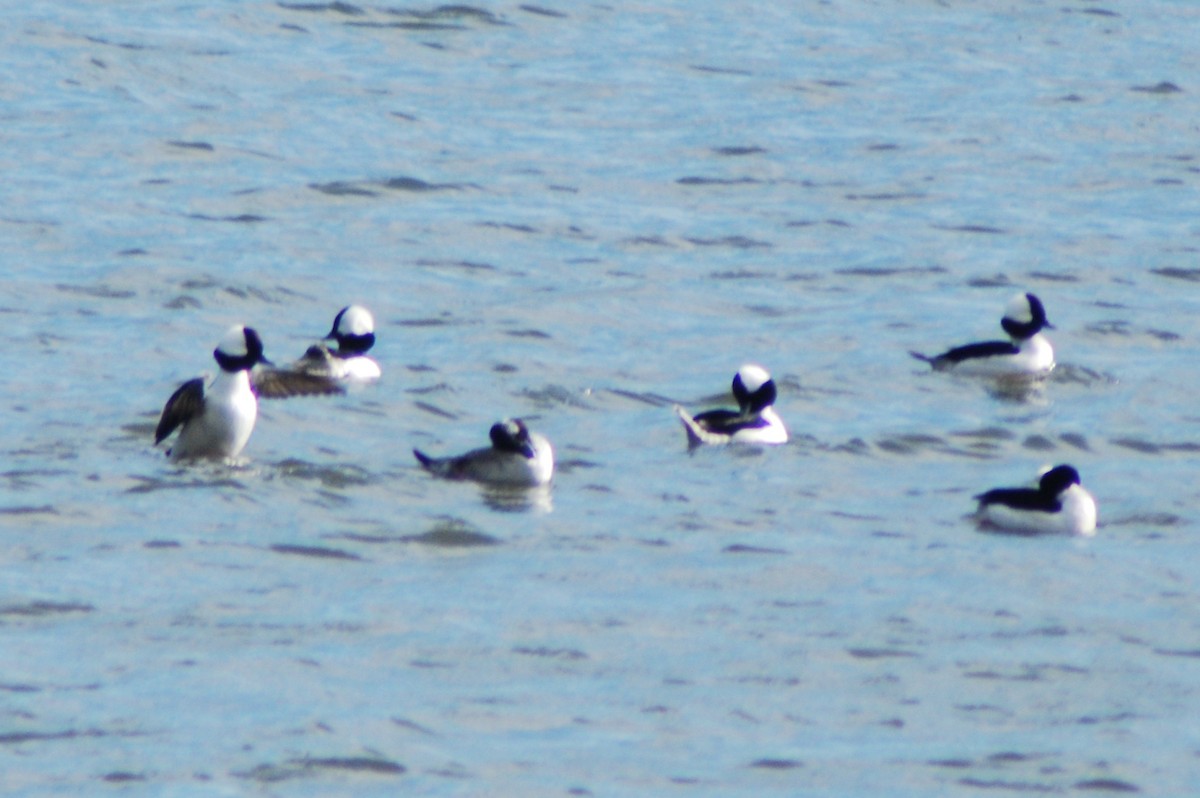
(3, 1, 1200, 794)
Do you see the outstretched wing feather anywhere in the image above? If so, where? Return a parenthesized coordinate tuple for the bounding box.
(251, 366, 346, 399)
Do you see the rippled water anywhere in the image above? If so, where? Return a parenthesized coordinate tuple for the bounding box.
(3, 1, 1200, 794)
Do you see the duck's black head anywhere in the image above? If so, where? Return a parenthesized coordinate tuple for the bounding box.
(1000, 292, 1053, 340)
(732, 364, 777, 414)
(214, 325, 270, 372)
(1038, 464, 1081, 496)
(326, 305, 376, 355)
(489, 418, 536, 458)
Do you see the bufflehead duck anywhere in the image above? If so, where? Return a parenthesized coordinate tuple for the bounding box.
(300, 305, 381, 381)
(155, 325, 270, 462)
(911, 292, 1055, 376)
(413, 418, 554, 487)
(674, 364, 788, 447)
(974, 464, 1097, 536)
(253, 305, 380, 397)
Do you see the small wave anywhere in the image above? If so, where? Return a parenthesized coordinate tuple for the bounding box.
(554, 457, 599, 476)
(688, 236, 771, 250)
(413, 400, 459, 419)
(1027, 271, 1079, 283)
(713, 145, 766, 156)
(417, 259, 497, 272)
(1021, 435, 1057, 452)
(689, 64, 753, 76)
(622, 234, 675, 247)
(749, 758, 803, 770)
(723, 544, 788, 555)
(477, 221, 540, 234)
(299, 757, 405, 775)
(101, 772, 146, 783)
(381, 175, 464, 192)
(845, 191, 928, 202)
(383, 5, 506, 26)
(709, 269, 774, 282)
(520, 384, 594, 409)
(310, 175, 469, 196)
(125, 474, 248, 494)
(308, 180, 377, 197)
(0, 504, 58, 516)
(1131, 81, 1183, 94)
(1110, 437, 1200, 455)
(55, 283, 136, 300)
(1153, 648, 1200, 658)
(1103, 512, 1184, 528)
(166, 139, 214, 151)
(273, 459, 374, 489)
(236, 755, 405, 783)
(846, 647, 917, 659)
(827, 438, 871, 456)
(951, 426, 1016, 442)
(966, 275, 1013, 287)
(269, 543, 363, 561)
(520, 5, 567, 19)
(186, 213, 269, 224)
(0, 728, 112, 746)
(1073, 778, 1141, 793)
(278, 2, 366, 16)
(1059, 432, 1092, 451)
(958, 777, 1058, 792)
(875, 433, 992, 459)
(512, 646, 587, 660)
(0, 601, 94, 617)
(1152, 266, 1200, 282)
(676, 176, 761, 187)
(835, 265, 945, 277)
(399, 518, 500, 547)
(1048, 363, 1112, 387)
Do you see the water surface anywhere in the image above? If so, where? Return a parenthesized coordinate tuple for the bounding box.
(2, 1, 1200, 794)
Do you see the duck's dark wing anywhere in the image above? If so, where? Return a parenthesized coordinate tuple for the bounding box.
(251, 365, 346, 399)
(912, 340, 1018, 371)
(692, 408, 769, 434)
(675, 406, 765, 447)
(155, 378, 205, 444)
(974, 486, 1060, 512)
(413, 448, 475, 480)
